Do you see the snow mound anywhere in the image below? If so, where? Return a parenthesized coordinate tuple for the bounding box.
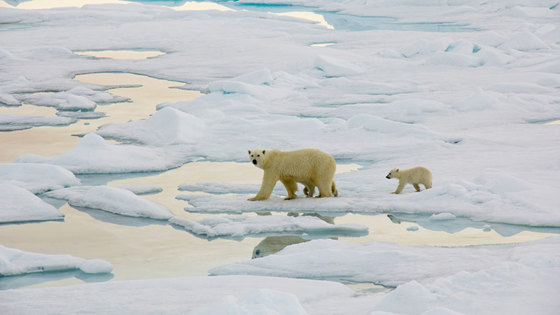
(0, 163, 80, 194)
(169, 214, 368, 239)
(0, 182, 64, 224)
(502, 31, 549, 51)
(0, 244, 113, 276)
(44, 185, 172, 220)
(97, 107, 206, 146)
(16, 133, 187, 174)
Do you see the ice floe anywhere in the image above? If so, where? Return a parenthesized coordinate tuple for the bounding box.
(16, 133, 189, 174)
(0, 275, 362, 314)
(0, 163, 80, 194)
(44, 185, 172, 220)
(0, 113, 76, 131)
(210, 236, 560, 287)
(117, 185, 163, 195)
(0, 182, 63, 223)
(169, 214, 367, 240)
(0, 244, 113, 276)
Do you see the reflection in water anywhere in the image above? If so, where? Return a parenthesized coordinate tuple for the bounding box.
(337, 214, 558, 246)
(0, 269, 114, 290)
(252, 235, 309, 259)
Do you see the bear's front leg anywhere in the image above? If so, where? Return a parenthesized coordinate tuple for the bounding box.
(249, 171, 278, 201)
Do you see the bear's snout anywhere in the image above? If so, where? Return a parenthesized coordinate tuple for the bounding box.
(386, 175, 390, 179)
(252, 160, 257, 165)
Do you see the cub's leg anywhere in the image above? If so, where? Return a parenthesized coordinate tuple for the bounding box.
(413, 183, 421, 192)
(393, 181, 406, 194)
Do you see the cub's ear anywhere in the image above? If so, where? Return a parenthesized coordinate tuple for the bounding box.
(396, 168, 399, 172)
(262, 150, 266, 154)
(248, 150, 251, 154)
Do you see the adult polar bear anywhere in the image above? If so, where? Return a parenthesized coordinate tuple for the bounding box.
(248, 149, 337, 201)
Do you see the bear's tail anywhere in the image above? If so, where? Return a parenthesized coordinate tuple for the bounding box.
(332, 181, 338, 197)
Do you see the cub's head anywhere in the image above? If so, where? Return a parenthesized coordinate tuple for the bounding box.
(248, 149, 267, 169)
(386, 168, 400, 179)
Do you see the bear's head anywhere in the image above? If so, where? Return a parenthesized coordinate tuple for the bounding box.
(386, 168, 399, 179)
(248, 149, 267, 169)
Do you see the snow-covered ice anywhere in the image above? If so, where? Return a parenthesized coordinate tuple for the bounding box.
(16, 133, 189, 174)
(0, 237, 558, 314)
(0, 113, 76, 131)
(169, 214, 367, 239)
(44, 185, 173, 220)
(0, 182, 64, 223)
(117, 185, 163, 195)
(0, 275, 364, 315)
(210, 237, 558, 287)
(0, 163, 80, 194)
(1, 0, 559, 313)
(0, 244, 113, 276)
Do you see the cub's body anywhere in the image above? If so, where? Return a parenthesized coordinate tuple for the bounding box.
(386, 166, 432, 194)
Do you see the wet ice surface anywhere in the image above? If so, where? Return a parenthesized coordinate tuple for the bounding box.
(1, 0, 560, 313)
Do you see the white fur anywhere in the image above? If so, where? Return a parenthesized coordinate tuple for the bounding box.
(386, 166, 432, 194)
(248, 148, 337, 200)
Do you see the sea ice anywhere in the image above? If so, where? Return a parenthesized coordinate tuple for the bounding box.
(117, 185, 163, 195)
(0, 0, 559, 312)
(44, 185, 172, 220)
(0, 244, 113, 276)
(0, 163, 80, 194)
(16, 133, 189, 174)
(210, 236, 560, 288)
(0, 113, 76, 131)
(169, 214, 367, 239)
(0, 275, 362, 314)
(0, 182, 63, 223)
(96, 107, 206, 146)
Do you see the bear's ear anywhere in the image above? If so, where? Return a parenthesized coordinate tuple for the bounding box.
(396, 168, 399, 172)
(248, 150, 251, 155)
(262, 150, 266, 155)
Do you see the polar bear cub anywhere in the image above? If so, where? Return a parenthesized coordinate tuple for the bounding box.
(386, 166, 432, 194)
(248, 148, 337, 201)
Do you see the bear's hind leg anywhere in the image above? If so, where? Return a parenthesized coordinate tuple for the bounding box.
(303, 184, 315, 198)
(316, 181, 334, 198)
(281, 179, 298, 200)
(413, 183, 421, 192)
